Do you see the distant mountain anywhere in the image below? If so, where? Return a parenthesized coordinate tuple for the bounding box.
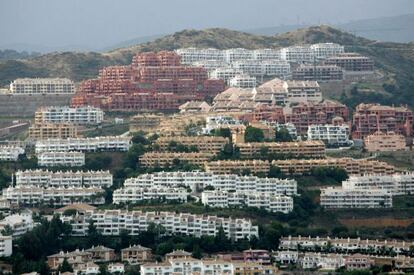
(0, 49, 41, 61)
(243, 14, 414, 43)
(100, 34, 165, 52)
(0, 25, 413, 107)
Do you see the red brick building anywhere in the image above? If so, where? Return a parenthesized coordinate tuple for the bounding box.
(352, 103, 413, 139)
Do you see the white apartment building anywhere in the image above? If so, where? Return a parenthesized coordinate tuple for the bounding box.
(58, 209, 259, 240)
(15, 169, 112, 189)
(252, 49, 281, 60)
(10, 78, 74, 94)
(210, 67, 243, 84)
(0, 211, 34, 237)
(280, 46, 315, 63)
(3, 186, 105, 206)
(229, 74, 257, 88)
(320, 187, 392, 209)
(192, 60, 228, 72)
(223, 48, 254, 63)
(310, 43, 345, 60)
(202, 116, 243, 134)
(0, 236, 12, 257)
(307, 124, 352, 147)
(175, 48, 225, 64)
(201, 191, 294, 213)
(122, 171, 297, 196)
(284, 80, 322, 104)
(279, 235, 414, 254)
(299, 252, 345, 270)
(0, 146, 25, 161)
(342, 173, 414, 196)
(113, 186, 189, 204)
(38, 152, 85, 167)
(232, 60, 291, 78)
(35, 136, 131, 153)
(35, 106, 104, 125)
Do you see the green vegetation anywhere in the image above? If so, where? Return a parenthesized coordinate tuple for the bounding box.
(275, 127, 293, 142)
(244, 126, 264, 142)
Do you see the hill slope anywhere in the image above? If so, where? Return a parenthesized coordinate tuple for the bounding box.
(0, 25, 413, 106)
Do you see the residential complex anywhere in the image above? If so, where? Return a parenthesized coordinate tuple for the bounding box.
(155, 136, 229, 154)
(139, 152, 214, 168)
(307, 124, 352, 147)
(113, 186, 189, 204)
(229, 74, 257, 88)
(0, 211, 34, 237)
(280, 46, 315, 63)
(121, 245, 153, 265)
(129, 113, 163, 133)
(201, 191, 294, 213)
(324, 53, 374, 72)
(320, 187, 392, 208)
(284, 80, 322, 103)
(37, 152, 85, 167)
(364, 131, 407, 152)
(35, 136, 131, 153)
(236, 140, 326, 159)
(205, 160, 271, 175)
(57, 208, 259, 240)
(0, 146, 25, 161)
(231, 60, 291, 78)
(28, 123, 79, 140)
(310, 43, 345, 59)
(35, 106, 104, 125)
(14, 169, 112, 189)
(10, 78, 74, 94)
(292, 65, 343, 81)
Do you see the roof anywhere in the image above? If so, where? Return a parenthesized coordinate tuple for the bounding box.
(122, 244, 151, 252)
(166, 249, 192, 257)
(86, 245, 114, 253)
(55, 203, 96, 213)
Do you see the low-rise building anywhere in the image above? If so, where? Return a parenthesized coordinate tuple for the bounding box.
(205, 160, 271, 175)
(47, 249, 92, 270)
(35, 106, 104, 125)
(293, 65, 343, 81)
(15, 169, 112, 189)
(0, 146, 25, 161)
(324, 53, 374, 73)
(280, 45, 315, 63)
(229, 74, 257, 88)
(202, 115, 243, 135)
(179, 101, 211, 113)
(299, 252, 345, 270)
(37, 152, 85, 167)
(121, 245, 153, 265)
(345, 254, 374, 270)
(35, 136, 131, 153)
(310, 43, 345, 59)
(113, 186, 188, 204)
(271, 158, 395, 176)
(139, 152, 213, 168)
(155, 136, 229, 154)
(57, 208, 259, 241)
(0, 236, 12, 257)
(320, 187, 392, 208)
(284, 80, 322, 104)
(129, 113, 163, 133)
(307, 124, 351, 147)
(0, 211, 34, 237)
(107, 263, 125, 273)
(86, 246, 116, 262)
(28, 123, 78, 140)
(364, 131, 407, 152)
(10, 78, 74, 94)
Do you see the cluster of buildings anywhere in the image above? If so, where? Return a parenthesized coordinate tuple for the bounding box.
(56, 204, 259, 241)
(2, 169, 112, 206)
(71, 51, 225, 111)
(320, 172, 414, 209)
(0, 145, 25, 161)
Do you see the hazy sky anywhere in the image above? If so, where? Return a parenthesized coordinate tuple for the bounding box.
(1, 0, 413, 51)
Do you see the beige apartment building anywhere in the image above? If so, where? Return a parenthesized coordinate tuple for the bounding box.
(139, 152, 214, 168)
(28, 123, 78, 140)
(364, 132, 407, 152)
(155, 136, 229, 154)
(205, 160, 271, 175)
(237, 140, 325, 159)
(129, 114, 164, 133)
(271, 158, 395, 176)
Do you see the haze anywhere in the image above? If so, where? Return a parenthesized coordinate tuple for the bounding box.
(1, 0, 414, 52)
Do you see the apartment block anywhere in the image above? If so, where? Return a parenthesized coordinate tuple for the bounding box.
(202, 115, 243, 134)
(122, 171, 297, 196)
(205, 160, 271, 175)
(280, 46, 315, 63)
(237, 140, 326, 159)
(229, 74, 257, 88)
(231, 60, 291, 78)
(113, 186, 189, 204)
(307, 124, 352, 147)
(175, 48, 224, 64)
(223, 48, 254, 63)
(139, 152, 213, 168)
(57, 209, 259, 240)
(201, 190, 294, 213)
(210, 67, 243, 84)
(310, 43, 345, 59)
(35, 136, 131, 153)
(15, 169, 112, 189)
(342, 173, 414, 196)
(320, 187, 392, 208)
(324, 53, 374, 72)
(364, 131, 407, 152)
(129, 113, 163, 133)
(0, 211, 34, 237)
(28, 123, 78, 140)
(121, 245, 153, 265)
(352, 103, 414, 138)
(0, 236, 12, 257)
(3, 186, 105, 206)
(38, 152, 85, 167)
(271, 158, 395, 176)
(0, 146, 25, 161)
(284, 80, 322, 104)
(155, 136, 229, 154)
(292, 65, 343, 81)
(35, 106, 104, 125)
(10, 78, 74, 94)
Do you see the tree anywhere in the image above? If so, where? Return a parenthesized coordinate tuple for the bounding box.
(1, 224, 13, 236)
(87, 221, 103, 247)
(275, 127, 293, 142)
(244, 126, 264, 142)
(131, 132, 149, 145)
(124, 144, 146, 169)
(212, 128, 232, 140)
(192, 244, 202, 259)
(58, 258, 73, 273)
(268, 165, 283, 178)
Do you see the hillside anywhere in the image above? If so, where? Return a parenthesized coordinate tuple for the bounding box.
(0, 25, 414, 106)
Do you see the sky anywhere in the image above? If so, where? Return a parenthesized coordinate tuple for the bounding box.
(1, 0, 414, 52)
